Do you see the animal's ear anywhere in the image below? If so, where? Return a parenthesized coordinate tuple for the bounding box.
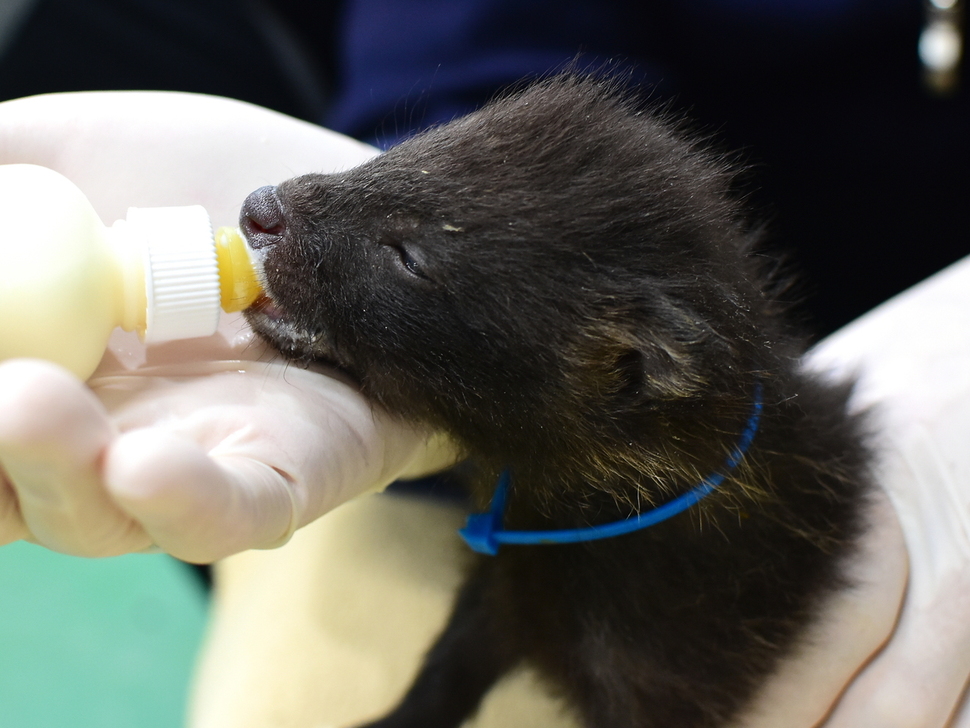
(611, 348, 649, 402)
(610, 341, 704, 402)
(575, 322, 708, 406)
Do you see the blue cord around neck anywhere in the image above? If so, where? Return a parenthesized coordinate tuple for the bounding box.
(459, 383, 764, 556)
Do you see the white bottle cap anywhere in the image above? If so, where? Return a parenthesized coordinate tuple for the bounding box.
(126, 205, 221, 343)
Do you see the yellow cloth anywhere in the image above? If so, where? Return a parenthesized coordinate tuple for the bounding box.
(190, 492, 577, 728)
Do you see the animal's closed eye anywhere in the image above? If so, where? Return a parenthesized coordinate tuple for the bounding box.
(380, 236, 430, 281)
(396, 246, 425, 278)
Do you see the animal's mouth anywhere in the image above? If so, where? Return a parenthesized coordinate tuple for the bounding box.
(248, 293, 286, 322)
(244, 291, 349, 375)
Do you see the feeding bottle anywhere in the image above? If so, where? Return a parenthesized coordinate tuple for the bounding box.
(0, 164, 262, 380)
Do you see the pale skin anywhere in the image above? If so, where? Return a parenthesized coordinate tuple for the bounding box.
(0, 90, 966, 727)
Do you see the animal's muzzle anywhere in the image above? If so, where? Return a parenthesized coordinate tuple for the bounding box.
(240, 185, 286, 249)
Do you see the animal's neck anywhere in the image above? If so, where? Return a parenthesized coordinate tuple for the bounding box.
(480, 380, 767, 534)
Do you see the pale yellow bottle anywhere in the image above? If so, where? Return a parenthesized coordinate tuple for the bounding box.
(0, 164, 262, 380)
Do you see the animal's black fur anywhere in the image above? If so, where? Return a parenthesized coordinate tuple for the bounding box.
(242, 75, 871, 728)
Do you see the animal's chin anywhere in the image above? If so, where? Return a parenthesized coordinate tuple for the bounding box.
(244, 295, 344, 369)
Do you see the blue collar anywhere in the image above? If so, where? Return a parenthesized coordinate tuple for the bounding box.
(459, 383, 764, 555)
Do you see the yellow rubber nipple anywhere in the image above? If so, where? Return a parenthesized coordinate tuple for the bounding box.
(215, 226, 263, 312)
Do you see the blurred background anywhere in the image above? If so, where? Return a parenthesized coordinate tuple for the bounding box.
(0, 541, 207, 727)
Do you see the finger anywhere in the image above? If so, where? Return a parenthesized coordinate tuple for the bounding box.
(0, 465, 29, 546)
(947, 682, 970, 728)
(821, 580, 970, 728)
(823, 427, 970, 728)
(733, 489, 907, 728)
(104, 428, 300, 563)
(0, 360, 150, 555)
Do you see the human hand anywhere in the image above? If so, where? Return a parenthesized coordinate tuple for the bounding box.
(805, 255, 970, 728)
(739, 255, 970, 727)
(0, 91, 457, 562)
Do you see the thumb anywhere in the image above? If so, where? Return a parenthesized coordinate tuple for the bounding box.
(104, 429, 299, 563)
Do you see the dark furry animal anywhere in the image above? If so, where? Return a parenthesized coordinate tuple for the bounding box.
(241, 75, 871, 728)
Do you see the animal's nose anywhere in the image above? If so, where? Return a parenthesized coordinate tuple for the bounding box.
(240, 186, 286, 249)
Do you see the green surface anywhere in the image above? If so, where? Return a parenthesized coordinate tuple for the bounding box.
(0, 541, 209, 728)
